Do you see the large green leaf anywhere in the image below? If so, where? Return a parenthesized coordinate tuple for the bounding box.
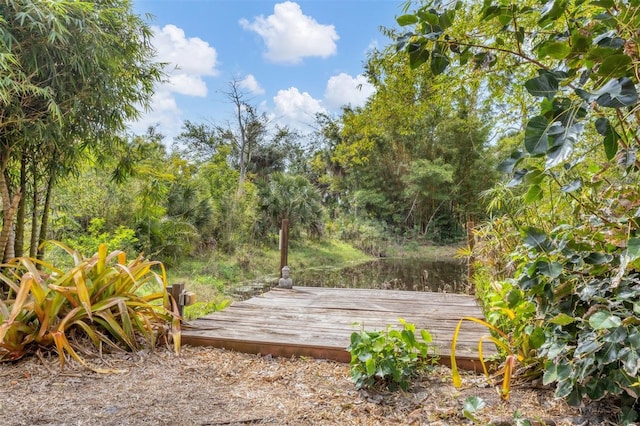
(584, 252, 613, 265)
(589, 311, 621, 330)
(524, 116, 550, 155)
(430, 51, 450, 75)
(627, 238, 640, 261)
(529, 326, 546, 349)
(597, 54, 632, 78)
(595, 117, 620, 160)
(561, 179, 581, 193)
(525, 73, 559, 100)
(538, 0, 569, 26)
(549, 313, 576, 325)
(546, 123, 582, 169)
(539, 41, 571, 59)
(524, 184, 543, 202)
(408, 42, 430, 69)
(595, 77, 638, 108)
(622, 349, 640, 376)
(396, 14, 418, 26)
(523, 227, 551, 252)
(543, 361, 572, 384)
(497, 150, 525, 173)
(507, 168, 528, 187)
(536, 260, 563, 278)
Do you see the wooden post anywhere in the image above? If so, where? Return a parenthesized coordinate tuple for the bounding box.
(279, 219, 289, 278)
(167, 283, 185, 318)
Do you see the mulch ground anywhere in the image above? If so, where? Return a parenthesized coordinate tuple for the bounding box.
(0, 345, 619, 425)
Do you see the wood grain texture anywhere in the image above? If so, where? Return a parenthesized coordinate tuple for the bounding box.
(181, 287, 497, 371)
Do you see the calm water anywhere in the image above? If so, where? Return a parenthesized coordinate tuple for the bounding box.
(292, 258, 469, 293)
(231, 258, 469, 300)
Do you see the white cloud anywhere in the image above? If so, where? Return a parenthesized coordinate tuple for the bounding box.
(132, 24, 219, 141)
(153, 24, 219, 96)
(324, 73, 376, 110)
(129, 90, 183, 139)
(272, 87, 326, 130)
(240, 1, 339, 64)
(239, 74, 265, 95)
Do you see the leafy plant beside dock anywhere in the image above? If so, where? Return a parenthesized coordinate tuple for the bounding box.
(347, 319, 437, 391)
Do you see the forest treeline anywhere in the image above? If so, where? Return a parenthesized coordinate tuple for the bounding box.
(0, 4, 500, 266)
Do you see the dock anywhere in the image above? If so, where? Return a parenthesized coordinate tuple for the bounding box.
(181, 286, 497, 371)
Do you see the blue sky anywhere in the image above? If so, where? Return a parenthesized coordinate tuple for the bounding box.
(130, 0, 406, 141)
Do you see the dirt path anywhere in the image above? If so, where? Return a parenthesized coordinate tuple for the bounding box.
(0, 346, 612, 425)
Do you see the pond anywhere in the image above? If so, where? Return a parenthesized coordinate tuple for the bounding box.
(293, 258, 469, 293)
(230, 257, 470, 300)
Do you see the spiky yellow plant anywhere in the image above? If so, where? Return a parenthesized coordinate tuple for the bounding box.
(0, 242, 180, 368)
(450, 316, 521, 401)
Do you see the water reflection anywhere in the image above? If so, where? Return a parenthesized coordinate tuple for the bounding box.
(294, 258, 469, 293)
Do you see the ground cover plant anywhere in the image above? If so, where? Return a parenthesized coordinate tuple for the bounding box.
(347, 319, 437, 391)
(0, 242, 179, 367)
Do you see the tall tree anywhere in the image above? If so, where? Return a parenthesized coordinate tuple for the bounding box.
(220, 79, 269, 190)
(0, 0, 161, 262)
(332, 43, 495, 236)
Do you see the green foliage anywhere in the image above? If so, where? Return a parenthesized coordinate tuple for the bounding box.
(183, 297, 230, 321)
(0, 0, 161, 262)
(0, 242, 178, 367)
(520, 227, 640, 413)
(332, 216, 389, 257)
(255, 172, 325, 239)
(397, 0, 640, 419)
(62, 218, 138, 260)
(347, 319, 437, 391)
(462, 396, 486, 423)
(320, 39, 496, 239)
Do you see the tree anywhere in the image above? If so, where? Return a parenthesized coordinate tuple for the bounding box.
(255, 173, 324, 239)
(220, 79, 269, 190)
(396, 0, 640, 419)
(330, 42, 495, 237)
(0, 0, 161, 262)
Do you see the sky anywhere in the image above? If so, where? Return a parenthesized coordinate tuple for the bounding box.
(129, 0, 407, 142)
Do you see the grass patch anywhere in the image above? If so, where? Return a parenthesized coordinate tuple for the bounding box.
(166, 239, 374, 318)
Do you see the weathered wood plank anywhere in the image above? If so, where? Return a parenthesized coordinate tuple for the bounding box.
(181, 286, 496, 371)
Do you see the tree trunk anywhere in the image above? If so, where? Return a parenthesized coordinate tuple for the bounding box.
(0, 153, 22, 262)
(14, 151, 27, 258)
(36, 165, 55, 262)
(0, 188, 21, 262)
(29, 162, 39, 258)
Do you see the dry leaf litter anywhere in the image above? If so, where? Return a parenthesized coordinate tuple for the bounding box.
(0, 346, 620, 425)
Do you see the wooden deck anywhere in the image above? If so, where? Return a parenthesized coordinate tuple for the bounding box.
(182, 286, 497, 371)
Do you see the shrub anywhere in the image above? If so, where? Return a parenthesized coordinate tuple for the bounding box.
(183, 297, 230, 320)
(347, 319, 437, 391)
(62, 217, 139, 261)
(0, 242, 179, 368)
